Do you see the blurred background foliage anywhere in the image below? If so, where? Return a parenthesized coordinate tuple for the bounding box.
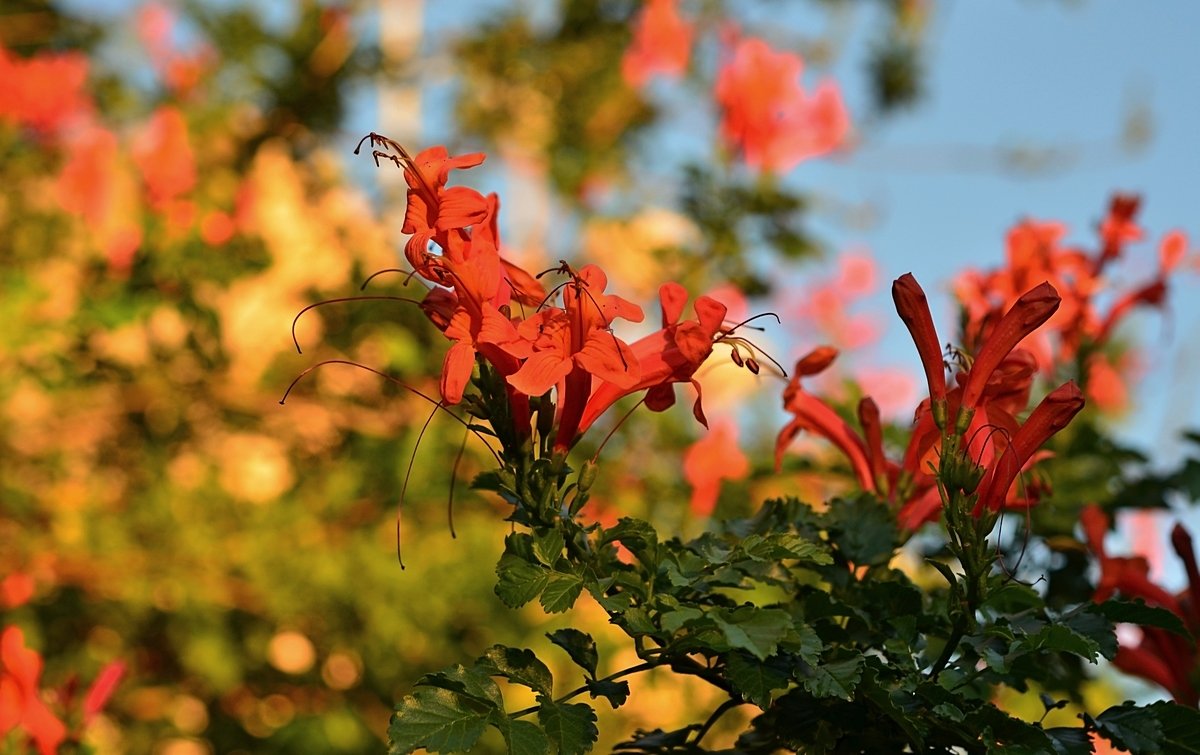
(1, 0, 1193, 753)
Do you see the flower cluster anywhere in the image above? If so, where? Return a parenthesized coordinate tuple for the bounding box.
(954, 195, 1194, 411)
(776, 274, 1084, 529)
(361, 135, 744, 452)
(1, 626, 124, 755)
(1082, 506, 1200, 705)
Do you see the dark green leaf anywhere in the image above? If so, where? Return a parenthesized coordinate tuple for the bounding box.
(781, 622, 824, 666)
(546, 629, 598, 679)
(540, 571, 583, 613)
(601, 518, 658, 565)
(537, 695, 599, 755)
(713, 607, 792, 660)
(825, 495, 897, 566)
(417, 664, 504, 709)
(496, 553, 549, 609)
(585, 679, 630, 709)
(1096, 599, 1192, 639)
(503, 719, 550, 755)
(533, 530, 565, 567)
(389, 687, 492, 754)
(1044, 727, 1094, 755)
(738, 533, 831, 565)
(1096, 701, 1200, 755)
(802, 650, 863, 700)
(725, 651, 790, 709)
(480, 645, 554, 698)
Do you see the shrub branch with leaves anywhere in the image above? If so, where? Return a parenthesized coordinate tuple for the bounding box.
(283, 134, 1200, 754)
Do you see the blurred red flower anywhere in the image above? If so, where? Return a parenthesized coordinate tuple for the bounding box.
(714, 36, 849, 172)
(622, 0, 693, 88)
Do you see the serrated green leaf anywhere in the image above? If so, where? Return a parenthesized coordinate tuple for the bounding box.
(659, 606, 704, 634)
(1096, 701, 1200, 755)
(537, 695, 599, 755)
(480, 645, 554, 698)
(585, 679, 630, 709)
(713, 607, 793, 660)
(1097, 599, 1192, 639)
(388, 686, 492, 754)
(417, 664, 505, 709)
(802, 650, 863, 700)
(503, 719, 550, 755)
(601, 518, 658, 565)
(496, 553, 549, 609)
(725, 651, 790, 709)
(546, 629, 598, 679)
(540, 571, 583, 613)
(533, 530, 565, 567)
(780, 621, 824, 666)
(738, 533, 831, 564)
(1044, 727, 1093, 755)
(825, 495, 898, 566)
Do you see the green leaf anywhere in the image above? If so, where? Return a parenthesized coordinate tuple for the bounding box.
(780, 621, 824, 666)
(601, 518, 658, 565)
(389, 686, 492, 754)
(417, 664, 505, 709)
(585, 679, 630, 709)
(546, 629, 598, 679)
(480, 645, 554, 698)
(503, 719, 550, 755)
(537, 695, 599, 755)
(533, 530, 565, 567)
(1096, 701, 1200, 755)
(1044, 727, 1094, 755)
(540, 571, 583, 613)
(738, 533, 831, 565)
(802, 650, 864, 701)
(725, 651, 790, 709)
(825, 495, 897, 566)
(496, 553, 549, 609)
(713, 607, 793, 660)
(1096, 598, 1192, 639)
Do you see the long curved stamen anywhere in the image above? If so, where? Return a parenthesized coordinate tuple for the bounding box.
(591, 397, 649, 463)
(717, 311, 782, 336)
(279, 359, 502, 464)
(397, 404, 440, 569)
(360, 268, 422, 291)
(447, 428, 469, 539)
(291, 296, 422, 353)
(720, 335, 788, 378)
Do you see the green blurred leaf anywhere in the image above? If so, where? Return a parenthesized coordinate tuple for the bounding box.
(712, 607, 793, 660)
(1096, 598, 1192, 638)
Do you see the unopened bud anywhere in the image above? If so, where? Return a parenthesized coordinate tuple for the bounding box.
(578, 461, 598, 492)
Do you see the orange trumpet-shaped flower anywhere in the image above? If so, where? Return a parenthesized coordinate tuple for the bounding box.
(571, 282, 727, 447)
(892, 273, 947, 422)
(972, 381, 1084, 515)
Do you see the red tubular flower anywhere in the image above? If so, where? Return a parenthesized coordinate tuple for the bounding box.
(892, 273, 947, 423)
(774, 347, 875, 491)
(959, 282, 1060, 417)
(571, 282, 726, 448)
(973, 381, 1084, 515)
